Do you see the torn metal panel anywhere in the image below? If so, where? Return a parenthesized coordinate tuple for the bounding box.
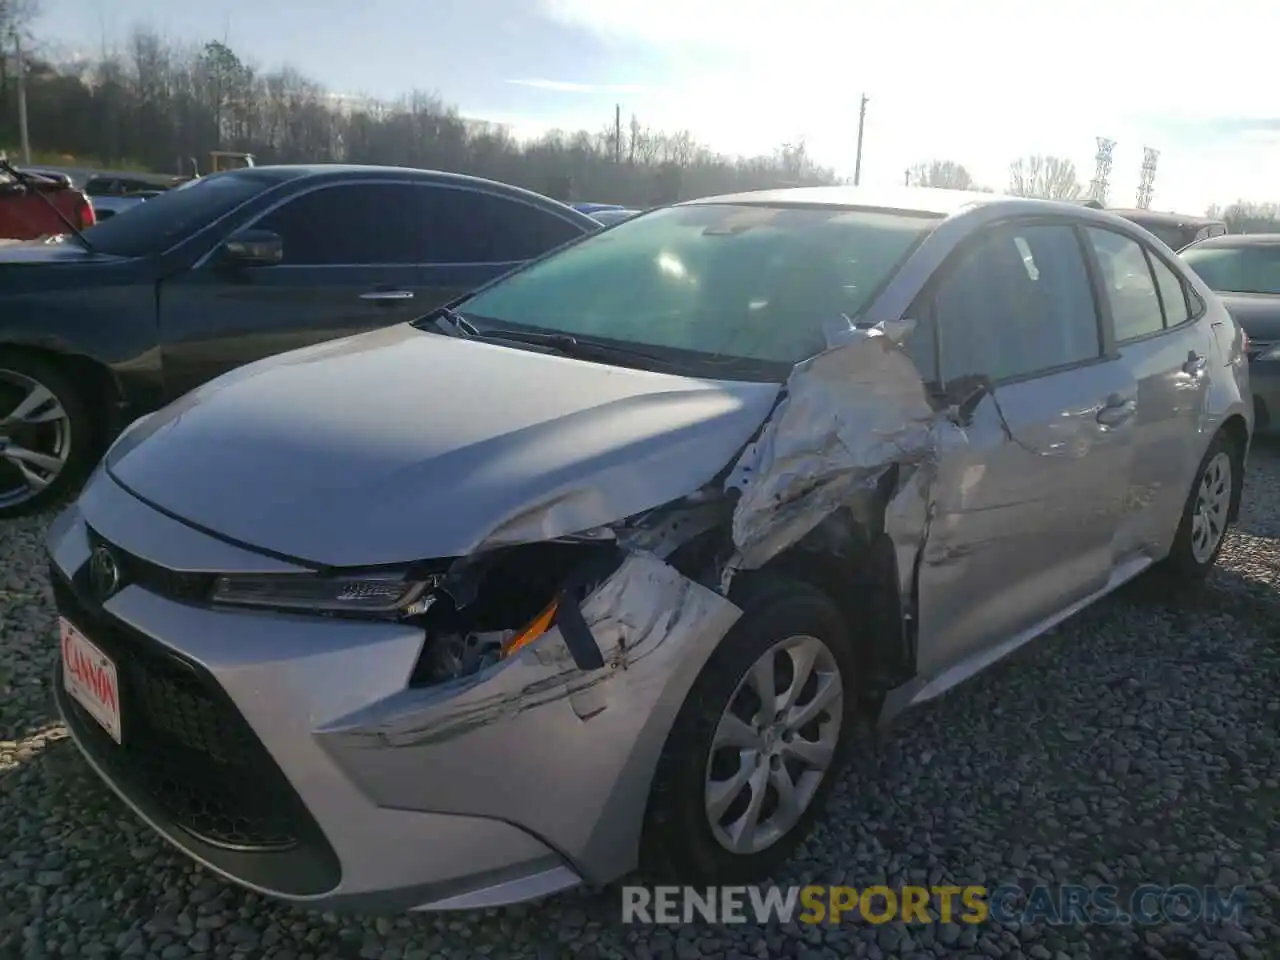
(724, 321, 966, 575)
(326, 551, 742, 748)
(315, 550, 742, 882)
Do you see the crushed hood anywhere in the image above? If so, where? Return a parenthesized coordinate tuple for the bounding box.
(106, 324, 781, 567)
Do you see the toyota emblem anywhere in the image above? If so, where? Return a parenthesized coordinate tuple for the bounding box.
(88, 546, 121, 601)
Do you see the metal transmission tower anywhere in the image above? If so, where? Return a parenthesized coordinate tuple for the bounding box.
(1135, 147, 1160, 209)
(1088, 137, 1115, 205)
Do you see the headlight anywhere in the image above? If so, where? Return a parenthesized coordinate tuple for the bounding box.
(1257, 345, 1280, 363)
(210, 571, 438, 616)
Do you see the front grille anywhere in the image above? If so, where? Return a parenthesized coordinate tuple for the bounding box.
(85, 526, 214, 604)
(54, 574, 313, 852)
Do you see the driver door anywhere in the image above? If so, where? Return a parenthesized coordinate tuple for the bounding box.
(157, 182, 475, 400)
(913, 220, 1135, 678)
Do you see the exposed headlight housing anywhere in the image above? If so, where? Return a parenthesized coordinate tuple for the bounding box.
(210, 571, 439, 616)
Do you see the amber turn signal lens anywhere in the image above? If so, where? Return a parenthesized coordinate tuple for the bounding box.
(502, 599, 559, 657)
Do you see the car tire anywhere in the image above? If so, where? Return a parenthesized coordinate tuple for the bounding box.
(640, 572, 858, 885)
(1157, 431, 1241, 582)
(0, 351, 95, 518)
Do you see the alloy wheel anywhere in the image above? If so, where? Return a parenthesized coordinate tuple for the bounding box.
(704, 634, 844, 855)
(1190, 451, 1232, 565)
(0, 369, 72, 509)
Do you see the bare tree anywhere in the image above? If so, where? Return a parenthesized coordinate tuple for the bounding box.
(1207, 200, 1280, 234)
(907, 159, 979, 190)
(0, 26, 842, 199)
(1007, 155, 1083, 200)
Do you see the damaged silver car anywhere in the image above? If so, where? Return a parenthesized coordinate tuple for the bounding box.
(47, 186, 1252, 913)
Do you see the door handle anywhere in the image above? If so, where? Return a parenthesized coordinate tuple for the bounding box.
(1183, 351, 1207, 375)
(1096, 394, 1137, 427)
(359, 289, 414, 302)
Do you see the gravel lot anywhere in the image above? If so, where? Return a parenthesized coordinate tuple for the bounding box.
(2, 445, 1277, 960)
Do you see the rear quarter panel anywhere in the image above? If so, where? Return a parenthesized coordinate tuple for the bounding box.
(1181, 272, 1253, 455)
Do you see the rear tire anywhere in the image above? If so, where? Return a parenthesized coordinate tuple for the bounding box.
(640, 573, 857, 884)
(0, 351, 96, 518)
(1157, 431, 1240, 582)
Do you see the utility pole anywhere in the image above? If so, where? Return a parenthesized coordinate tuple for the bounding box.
(853, 94, 868, 186)
(14, 31, 31, 165)
(904, 168, 910, 186)
(614, 104, 622, 164)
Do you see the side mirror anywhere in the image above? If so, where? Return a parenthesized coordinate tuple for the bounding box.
(218, 229, 283, 268)
(942, 373, 992, 424)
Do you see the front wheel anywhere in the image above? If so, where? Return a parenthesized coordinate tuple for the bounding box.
(0, 353, 95, 518)
(1158, 431, 1241, 581)
(641, 574, 857, 884)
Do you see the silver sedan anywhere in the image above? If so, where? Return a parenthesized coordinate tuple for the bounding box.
(47, 186, 1251, 913)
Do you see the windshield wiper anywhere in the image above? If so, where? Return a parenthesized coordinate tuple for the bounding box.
(474, 328, 675, 367)
(0, 159, 95, 252)
(416, 305, 480, 338)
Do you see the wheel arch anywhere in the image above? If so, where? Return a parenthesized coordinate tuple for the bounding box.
(0, 342, 122, 442)
(1219, 412, 1249, 522)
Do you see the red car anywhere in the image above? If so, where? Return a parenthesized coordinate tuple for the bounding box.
(0, 167, 96, 241)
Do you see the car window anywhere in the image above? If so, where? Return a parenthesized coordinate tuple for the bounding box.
(934, 222, 1100, 383)
(1148, 254, 1191, 326)
(80, 168, 303, 257)
(467, 192, 586, 261)
(255, 183, 425, 265)
(459, 203, 938, 372)
(1084, 228, 1165, 341)
(1181, 244, 1280, 296)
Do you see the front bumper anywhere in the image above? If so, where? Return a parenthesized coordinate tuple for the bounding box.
(47, 491, 580, 912)
(47, 472, 739, 911)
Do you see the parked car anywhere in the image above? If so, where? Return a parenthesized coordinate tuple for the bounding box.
(571, 201, 625, 215)
(589, 207, 641, 227)
(0, 164, 598, 516)
(1180, 233, 1280, 432)
(47, 187, 1250, 913)
(1108, 208, 1228, 251)
(0, 166, 95, 241)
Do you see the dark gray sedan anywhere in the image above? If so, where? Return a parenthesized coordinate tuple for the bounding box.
(1180, 233, 1280, 432)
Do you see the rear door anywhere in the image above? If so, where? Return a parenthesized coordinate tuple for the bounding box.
(1081, 226, 1216, 558)
(913, 219, 1135, 678)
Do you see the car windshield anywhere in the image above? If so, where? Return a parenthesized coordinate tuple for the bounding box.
(1181, 244, 1280, 296)
(81, 168, 304, 257)
(457, 203, 939, 379)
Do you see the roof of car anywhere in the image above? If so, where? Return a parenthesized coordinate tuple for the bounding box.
(1184, 233, 1280, 249)
(1108, 208, 1225, 228)
(681, 185, 1058, 218)
(232, 164, 598, 222)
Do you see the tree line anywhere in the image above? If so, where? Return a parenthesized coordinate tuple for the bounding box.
(909, 157, 1280, 232)
(4, 1, 1277, 224)
(0, 17, 837, 205)
(908, 155, 1092, 202)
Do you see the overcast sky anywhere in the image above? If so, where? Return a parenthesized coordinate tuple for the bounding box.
(38, 0, 1280, 214)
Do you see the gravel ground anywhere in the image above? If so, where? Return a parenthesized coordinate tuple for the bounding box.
(2, 446, 1278, 960)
